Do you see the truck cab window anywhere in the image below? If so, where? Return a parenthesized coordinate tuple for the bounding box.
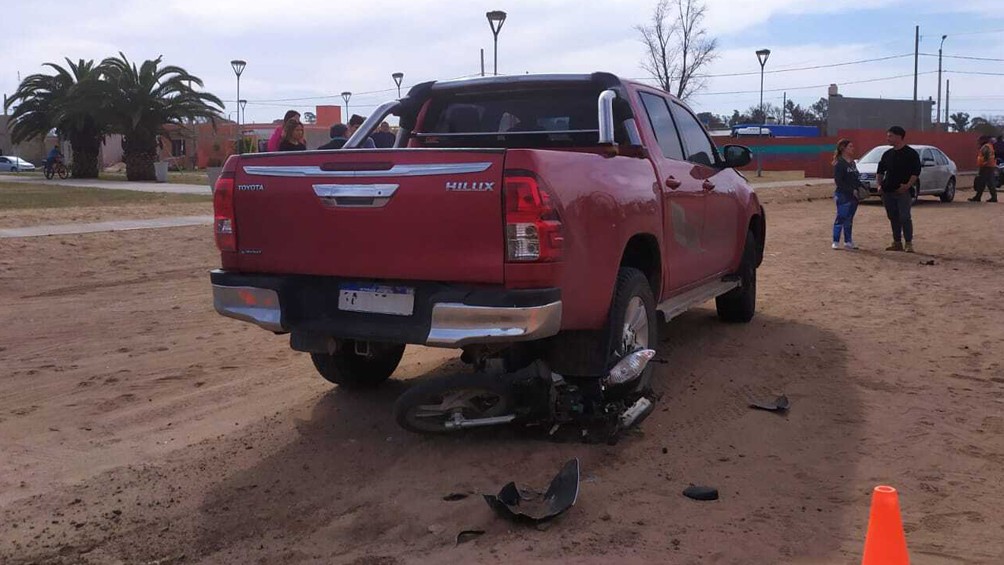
(670, 102, 717, 167)
(639, 92, 685, 161)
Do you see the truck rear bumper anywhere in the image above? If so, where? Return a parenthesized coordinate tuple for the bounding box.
(210, 270, 561, 348)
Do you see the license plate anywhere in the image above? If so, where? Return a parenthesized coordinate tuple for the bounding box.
(338, 284, 415, 316)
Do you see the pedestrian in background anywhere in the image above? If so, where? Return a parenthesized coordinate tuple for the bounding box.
(318, 123, 349, 150)
(831, 139, 861, 250)
(347, 114, 376, 148)
(278, 119, 307, 152)
(267, 110, 300, 152)
(372, 122, 396, 148)
(970, 135, 998, 203)
(875, 126, 921, 253)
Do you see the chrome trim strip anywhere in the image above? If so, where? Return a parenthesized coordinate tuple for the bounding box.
(426, 301, 562, 348)
(243, 162, 493, 178)
(313, 184, 399, 198)
(212, 285, 284, 332)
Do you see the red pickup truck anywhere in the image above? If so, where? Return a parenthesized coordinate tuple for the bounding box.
(211, 73, 765, 388)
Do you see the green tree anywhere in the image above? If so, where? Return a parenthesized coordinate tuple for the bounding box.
(948, 112, 970, 133)
(101, 53, 223, 181)
(3, 59, 111, 178)
(809, 97, 828, 126)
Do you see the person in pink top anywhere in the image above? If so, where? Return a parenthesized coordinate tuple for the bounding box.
(267, 110, 301, 152)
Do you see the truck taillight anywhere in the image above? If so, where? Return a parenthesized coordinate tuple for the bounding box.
(504, 173, 563, 262)
(213, 158, 238, 252)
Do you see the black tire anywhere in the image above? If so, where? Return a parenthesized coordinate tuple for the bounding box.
(44, 167, 54, 180)
(57, 165, 68, 179)
(605, 267, 659, 389)
(310, 342, 405, 389)
(394, 371, 514, 434)
(716, 230, 758, 323)
(940, 177, 956, 203)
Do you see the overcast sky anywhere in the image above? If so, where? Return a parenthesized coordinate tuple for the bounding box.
(3, 0, 1002, 125)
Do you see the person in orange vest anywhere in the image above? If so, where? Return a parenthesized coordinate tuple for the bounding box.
(970, 136, 998, 203)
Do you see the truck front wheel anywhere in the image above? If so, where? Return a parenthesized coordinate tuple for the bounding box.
(310, 342, 406, 389)
(716, 230, 758, 323)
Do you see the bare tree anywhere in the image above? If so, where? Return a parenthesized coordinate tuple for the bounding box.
(637, 0, 718, 100)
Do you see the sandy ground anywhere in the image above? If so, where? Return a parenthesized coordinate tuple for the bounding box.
(0, 202, 212, 229)
(1, 187, 1003, 564)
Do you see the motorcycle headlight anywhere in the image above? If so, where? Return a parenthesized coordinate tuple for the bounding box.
(604, 349, 657, 386)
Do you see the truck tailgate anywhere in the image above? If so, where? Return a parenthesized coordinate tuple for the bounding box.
(231, 150, 506, 284)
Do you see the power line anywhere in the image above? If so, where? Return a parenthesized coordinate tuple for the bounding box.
(245, 73, 483, 103)
(920, 53, 1004, 63)
(629, 53, 914, 82)
(691, 71, 938, 97)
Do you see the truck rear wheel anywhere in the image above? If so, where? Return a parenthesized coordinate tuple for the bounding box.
(716, 230, 758, 323)
(606, 267, 659, 376)
(310, 342, 406, 389)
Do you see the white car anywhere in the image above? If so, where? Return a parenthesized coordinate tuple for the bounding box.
(856, 145, 957, 203)
(0, 156, 37, 172)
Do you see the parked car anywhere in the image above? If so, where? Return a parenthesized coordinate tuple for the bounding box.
(209, 72, 766, 389)
(0, 156, 37, 172)
(856, 145, 957, 203)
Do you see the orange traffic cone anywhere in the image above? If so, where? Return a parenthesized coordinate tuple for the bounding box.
(862, 485, 910, 565)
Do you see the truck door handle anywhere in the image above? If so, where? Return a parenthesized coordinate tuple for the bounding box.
(665, 177, 682, 190)
(702, 180, 716, 191)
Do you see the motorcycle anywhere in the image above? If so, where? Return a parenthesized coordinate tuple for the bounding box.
(392, 349, 658, 442)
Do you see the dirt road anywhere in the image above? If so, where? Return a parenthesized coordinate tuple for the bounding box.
(1, 190, 1002, 564)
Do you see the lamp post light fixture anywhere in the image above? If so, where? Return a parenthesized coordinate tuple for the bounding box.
(755, 48, 771, 177)
(937, 35, 947, 130)
(230, 59, 246, 153)
(486, 10, 507, 76)
(392, 72, 404, 98)
(238, 99, 247, 126)
(341, 91, 352, 121)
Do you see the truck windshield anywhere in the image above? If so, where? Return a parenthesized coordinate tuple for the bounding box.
(414, 87, 604, 148)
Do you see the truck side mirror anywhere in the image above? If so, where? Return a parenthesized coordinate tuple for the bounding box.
(722, 145, 752, 168)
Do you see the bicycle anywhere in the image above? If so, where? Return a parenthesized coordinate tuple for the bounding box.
(44, 160, 69, 180)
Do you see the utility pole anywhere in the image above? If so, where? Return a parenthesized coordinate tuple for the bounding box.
(912, 25, 919, 131)
(782, 92, 787, 125)
(480, 49, 485, 77)
(937, 35, 947, 130)
(944, 79, 950, 130)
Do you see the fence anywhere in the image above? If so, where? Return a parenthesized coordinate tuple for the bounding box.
(714, 130, 983, 179)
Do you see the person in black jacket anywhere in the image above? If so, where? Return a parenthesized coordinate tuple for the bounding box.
(875, 126, 921, 253)
(318, 123, 349, 150)
(832, 139, 862, 250)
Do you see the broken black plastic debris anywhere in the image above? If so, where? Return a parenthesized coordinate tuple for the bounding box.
(443, 493, 469, 502)
(749, 394, 790, 413)
(483, 458, 580, 523)
(456, 530, 485, 545)
(683, 485, 719, 501)
(920, 259, 936, 266)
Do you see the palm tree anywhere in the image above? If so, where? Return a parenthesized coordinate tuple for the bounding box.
(101, 53, 223, 181)
(3, 59, 111, 178)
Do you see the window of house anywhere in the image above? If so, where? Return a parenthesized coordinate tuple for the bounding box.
(171, 139, 186, 157)
(639, 92, 684, 161)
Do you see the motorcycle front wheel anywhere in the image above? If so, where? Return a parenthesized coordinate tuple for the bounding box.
(394, 372, 516, 434)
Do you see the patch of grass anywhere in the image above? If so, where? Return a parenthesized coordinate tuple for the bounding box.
(0, 181, 212, 210)
(1, 170, 209, 185)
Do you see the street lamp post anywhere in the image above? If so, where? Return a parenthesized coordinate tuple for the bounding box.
(486, 10, 507, 76)
(937, 35, 947, 131)
(755, 49, 771, 177)
(230, 59, 246, 154)
(341, 91, 352, 121)
(238, 99, 247, 126)
(392, 72, 404, 99)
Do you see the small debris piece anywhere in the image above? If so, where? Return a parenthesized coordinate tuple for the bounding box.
(456, 530, 485, 545)
(683, 486, 719, 501)
(443, 493, 469, 502)
(749, 395, 790, 413)
(483, 459, 580, 523)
